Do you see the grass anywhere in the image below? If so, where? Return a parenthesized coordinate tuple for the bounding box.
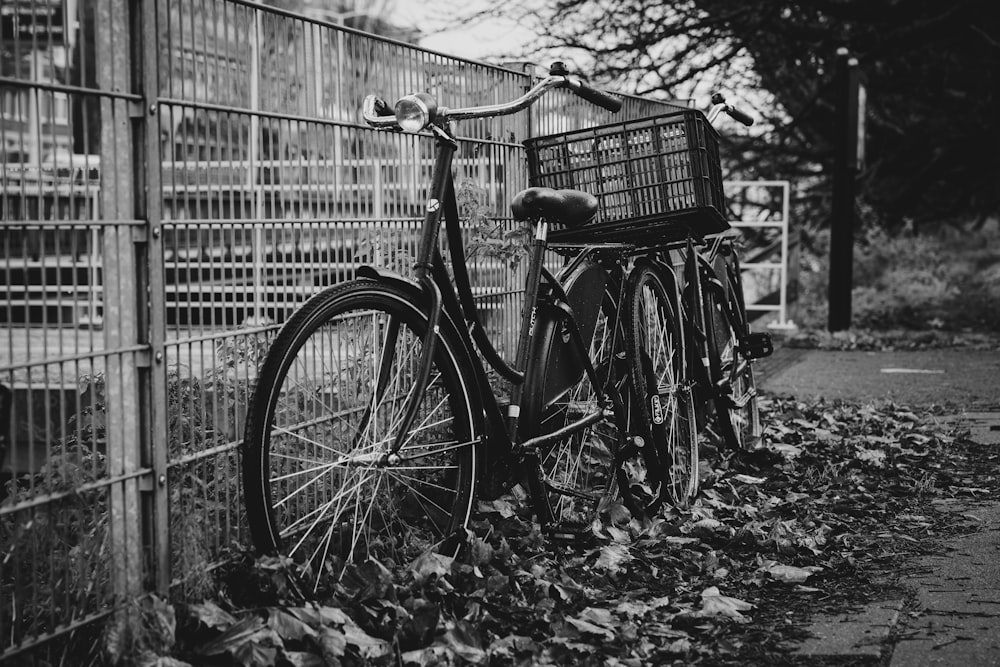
(794, 219, 1000, 334)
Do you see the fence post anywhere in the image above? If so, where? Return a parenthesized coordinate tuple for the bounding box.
(250, 9, 267, 323)
(827, 48, 865, 332)
(136, 0, 170, 594)
(97, 0, 144, 603)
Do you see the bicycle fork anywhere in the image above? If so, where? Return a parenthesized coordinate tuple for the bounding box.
(356, 131, 458, 459)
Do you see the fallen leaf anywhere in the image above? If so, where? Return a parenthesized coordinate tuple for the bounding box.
(733, 474, 767, 484)
(606, 525, 631, 543)
(477, 498, 517, 518)
(195, 615, 267, 657)
(267, 609, 316, 642)
(665, 637, 693, 654)
(138, 658, 194, 667)
(594, 544, 632, 573)
(187, 601, 237, 630)
(232, 640, 278, 667)
(343, 623, 392, 660)
(316, 627, 347, 659)
(401, 645, 452, 666)
(698, 586, 754, 623)
(487, 634, 535, 660)
(565, 617, 615, 641)
(579, 607, 615, 627)
(315, 607, 352, 626)
(444, 621, 487, 665)
(772, 443, 803, 458)
(410, 551, 454, 583)
(765, 564, 823, 583)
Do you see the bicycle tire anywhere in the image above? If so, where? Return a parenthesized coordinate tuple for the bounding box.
(518, 271, 625, 533)
(705, 262, 761, 452)
(242, 279, 479, 586)
(624, 265, 699, 512)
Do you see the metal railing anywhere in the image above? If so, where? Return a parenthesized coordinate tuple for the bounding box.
(726, 180, 796, 329)
(0, 0, 685, 661)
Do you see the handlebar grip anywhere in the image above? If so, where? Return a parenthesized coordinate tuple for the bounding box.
(726, 105, 754, 127)
(573, 81, 623, 113)
(366, 95, 393, 117)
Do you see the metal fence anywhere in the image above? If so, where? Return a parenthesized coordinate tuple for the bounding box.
(0, 0, 680, 661)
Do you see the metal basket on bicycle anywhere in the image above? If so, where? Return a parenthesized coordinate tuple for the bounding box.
(524, 110, 729, 246)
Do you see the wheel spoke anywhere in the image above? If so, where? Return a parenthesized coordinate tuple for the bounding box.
(272, 424, 345, 456)
(243, 285, 477, 587)
(270, 458, 339, 484)
(398, 438, 476, 461)
(385, 470, 454, 516)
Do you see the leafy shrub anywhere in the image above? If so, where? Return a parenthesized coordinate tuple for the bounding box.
(0, 373, 110, 661)
(795, 221, 1000, 331)
(0, 333, 260, 661)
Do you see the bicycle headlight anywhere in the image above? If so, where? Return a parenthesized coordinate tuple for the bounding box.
(394, 93, 438, 133)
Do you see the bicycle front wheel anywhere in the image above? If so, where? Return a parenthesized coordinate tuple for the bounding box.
(242, 280, 479, 586)
(706, 263, 761, 452)
(625, 265, 699, 511)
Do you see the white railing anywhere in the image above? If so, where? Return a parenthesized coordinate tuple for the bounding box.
(726, 179, 795, 330)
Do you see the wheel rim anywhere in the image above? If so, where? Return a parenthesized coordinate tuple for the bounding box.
(255, 296, 475, 585)
(635, 275, 696, 507)
(717, 299, 760, 451)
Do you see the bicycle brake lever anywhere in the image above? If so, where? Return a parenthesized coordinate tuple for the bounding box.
(362, 94, 399, 129)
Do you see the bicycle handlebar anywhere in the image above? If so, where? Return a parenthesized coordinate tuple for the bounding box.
(363, 64, 622, 130)
(567, 78, 623, 112)
(708, 92, 754, 127)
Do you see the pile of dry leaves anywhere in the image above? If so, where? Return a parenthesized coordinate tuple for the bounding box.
(115, 397, 999, 666)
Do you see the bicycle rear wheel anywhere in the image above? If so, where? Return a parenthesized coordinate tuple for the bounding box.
(625, 265, 699, 511)
(242, 280, 479, 586)
(706, 261, 761, 452)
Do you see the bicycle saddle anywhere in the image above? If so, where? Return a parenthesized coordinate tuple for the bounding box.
(511, 187, 598, 227)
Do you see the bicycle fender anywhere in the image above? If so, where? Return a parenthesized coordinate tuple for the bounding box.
(356, 264, 414, 290)
(523, 258, 607, 415)
(632, 255, 680, 298)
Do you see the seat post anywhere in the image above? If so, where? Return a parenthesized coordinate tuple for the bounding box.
(506, 217, 550, 436)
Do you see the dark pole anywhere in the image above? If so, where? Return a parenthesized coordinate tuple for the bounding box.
(827, 48, 861, 332)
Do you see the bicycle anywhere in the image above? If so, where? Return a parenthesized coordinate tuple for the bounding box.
(523, 94, 773, 512)
(241, 62, 650, 587)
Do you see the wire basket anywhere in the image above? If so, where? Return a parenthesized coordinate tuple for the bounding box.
(524, 110, 729, 246)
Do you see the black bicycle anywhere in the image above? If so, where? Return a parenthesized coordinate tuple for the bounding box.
(524, 94, 773, 512)
(241, 63, 658, 587)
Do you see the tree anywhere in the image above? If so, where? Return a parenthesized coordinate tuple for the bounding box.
(456, 0, 1000, 230)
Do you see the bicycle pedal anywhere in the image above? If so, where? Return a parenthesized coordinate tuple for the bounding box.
(742, 332, 774, 359)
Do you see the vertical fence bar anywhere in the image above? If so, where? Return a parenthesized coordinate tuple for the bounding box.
(779, 181, 791, 326)
(250, 8, 265, 322)
(138, 0, 170, 594)
(96, 0, 144, 603)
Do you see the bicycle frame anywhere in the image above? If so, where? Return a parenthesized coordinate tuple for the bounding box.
(360, 124, 628, 507)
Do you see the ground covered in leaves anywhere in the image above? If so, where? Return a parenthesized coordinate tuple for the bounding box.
(115, 398, 1000, 667)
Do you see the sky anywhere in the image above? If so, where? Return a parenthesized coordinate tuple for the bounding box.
(389, 1, 536, 62)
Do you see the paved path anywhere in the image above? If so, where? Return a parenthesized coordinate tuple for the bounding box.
(756, 342, 1000, 665)
(890, 501, 1000, 667)
(756, 347, 1000, 408)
